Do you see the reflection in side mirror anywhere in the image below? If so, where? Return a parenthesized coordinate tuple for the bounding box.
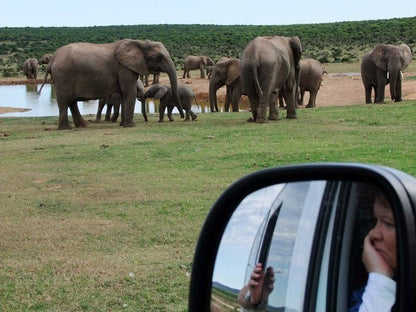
(212, 180, 400, 311)
(189, 164, 416, 312)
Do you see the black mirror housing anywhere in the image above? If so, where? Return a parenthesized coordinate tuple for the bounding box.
(189, 163, 416, 312)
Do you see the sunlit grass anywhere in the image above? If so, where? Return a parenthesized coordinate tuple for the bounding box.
(1, 101, 416, 310)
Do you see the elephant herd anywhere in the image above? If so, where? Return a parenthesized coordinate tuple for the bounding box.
(26, 36, 412, 129)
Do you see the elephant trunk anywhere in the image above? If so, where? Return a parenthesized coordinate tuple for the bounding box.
(388, 68, 402, 102)
(209, 80, 221, 112)
(166, 66, 184, 118)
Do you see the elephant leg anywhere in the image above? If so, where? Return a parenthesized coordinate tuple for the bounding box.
(299, 90, 305, 106)
(224, 86, 231, 112)
(141, 100, 148, 122)
(111, 103, 120, 122)
(200, 65, 205, 78)
(159, 103, 166, 122)
(105, 104, 112, 121)
(278, 92, 285, 108)
(57, 97, 72, 130)
(96, 99, 105, 123)
(167, 106, 174, 121)
(119, 70, 138, 127)
(256, 92, 271, 123)
(364, 84, 373, 104)
(247, 96, 259, 122)
(375, 85, 385, 104)
(190, 110, 197, 121)
(283, 82, 297, 119)
(394, 73, 402, 102)
(184, 109, 191, 121)
(306, 91, 317, 108)
(69, 102, 88, 128)
(268, 92, 279, 121)
(231, 88, 239, 112)
(153, 73, 160, 85)
(375, 71, 387, 103)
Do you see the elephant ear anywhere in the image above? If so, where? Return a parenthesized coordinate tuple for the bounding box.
(225, 60, 241, 85)
(290, 36, 302, 68)
(371, 45, 388, 71)
(398, 44, 413, 70)
(153, 85, 168, 99)
(115, 39, 149, 74)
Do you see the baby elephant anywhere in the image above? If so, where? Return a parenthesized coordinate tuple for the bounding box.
(145, 84, 198, 122)
(96, 80, 146, 123)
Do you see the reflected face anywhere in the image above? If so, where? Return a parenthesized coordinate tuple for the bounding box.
(368, 194, 397, 270)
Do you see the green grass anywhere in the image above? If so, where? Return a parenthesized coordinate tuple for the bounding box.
(1, 102, 416, 311)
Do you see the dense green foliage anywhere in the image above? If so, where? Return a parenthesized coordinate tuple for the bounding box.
(1, 17, 415, 77)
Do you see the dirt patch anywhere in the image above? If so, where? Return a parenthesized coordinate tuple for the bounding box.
(173, 72, 416, 107)
(1, 73, 416, 115)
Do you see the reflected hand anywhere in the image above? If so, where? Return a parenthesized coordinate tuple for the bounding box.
(248, 263, 275, 305)
(362, 234, 394, 278)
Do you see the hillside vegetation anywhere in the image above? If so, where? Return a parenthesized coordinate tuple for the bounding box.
(0, 17, 415, 77)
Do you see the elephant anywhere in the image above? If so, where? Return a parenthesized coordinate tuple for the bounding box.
(361, 43, 412, 104)
(38, 39, 184, 130)
(206, 65, 213, 79)
(139, 72, 160, 87)
(241, 36, 302, 123)
(38, 53, 53, 65)
(23, 58, 39, 80)
(208, 57, 243, 112)
(297, 58, 327, 108)
(96, 80, 146, 123)
(182, 55, 214, 79)
(145, 84, 198, 122)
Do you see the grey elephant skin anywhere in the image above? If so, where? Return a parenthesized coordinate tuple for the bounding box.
(96, 80, 146, 123)
(38, 54, 53, 65)
(145, 84, 198, 122)
(209, 57, 243, 112)
(241, 36, 302, 123)
(183, 55, 214, 79)
(139, 72, 160, 87)
(39, 39, 184, 130)
(361, 43, 412, 104)
(23, 58, 39, 80)
(298, 58, 327, 108)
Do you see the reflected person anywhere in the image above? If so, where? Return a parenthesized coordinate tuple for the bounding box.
(238, 263, 275, 311)
(349, 190, 396, 311)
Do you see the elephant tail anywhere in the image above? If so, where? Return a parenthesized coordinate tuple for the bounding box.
(37, 62, 52, 94)
(252, 62, 263, 97)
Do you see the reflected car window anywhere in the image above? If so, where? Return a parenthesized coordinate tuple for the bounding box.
(256, 181, 326, 311)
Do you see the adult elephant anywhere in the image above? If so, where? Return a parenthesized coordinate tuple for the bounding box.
(96, 80, 146, 123)
(40, 39, 183, 129)
(361, 44, 412, 104)
(23, 58, 39, 80)
(145, 84, 198, 122)
(38, 53, 53, 65)
(241, 36, 302, 123)
(298, 58, 327, 108)
(208, 57, 243, 112)
(182, 55, 214, 79)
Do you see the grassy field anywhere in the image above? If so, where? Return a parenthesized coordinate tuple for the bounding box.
(1, 102, 416, 311)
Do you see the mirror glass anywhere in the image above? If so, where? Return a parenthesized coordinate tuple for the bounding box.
(210, 180, 393, 311)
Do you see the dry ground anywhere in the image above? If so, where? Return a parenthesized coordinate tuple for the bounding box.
(1, 72, 416, 114)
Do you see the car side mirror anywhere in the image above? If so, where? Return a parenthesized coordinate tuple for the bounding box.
(189, 163, 416, 311)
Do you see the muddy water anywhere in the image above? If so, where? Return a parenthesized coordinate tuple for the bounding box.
(0, 84, 220, 117)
